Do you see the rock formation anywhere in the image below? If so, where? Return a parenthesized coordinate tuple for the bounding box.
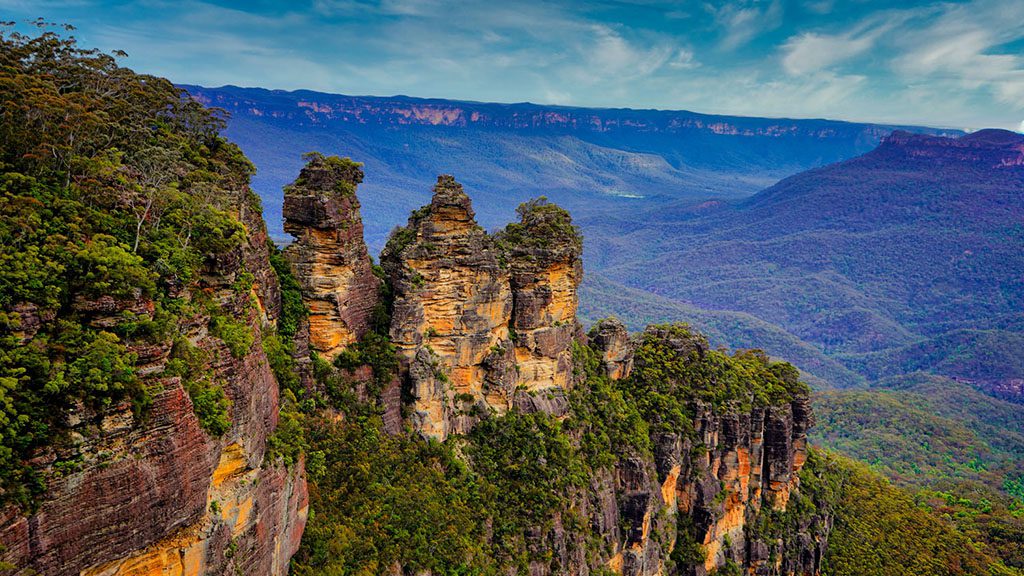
(589, 326, 823, 576)
(0, 191, 307, 576)
(589, 317, 634, 380)
(283, 153, 379, 361)
(381, 177, 583, 439)
(499, 198, 583, 410)
(381, 176, 516, 438)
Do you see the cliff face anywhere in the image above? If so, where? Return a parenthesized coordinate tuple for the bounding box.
(589, 325, 823, 576)
(500, 199, 584, 403)
(381, 176, 516, 438)
(0, 194, 307, 576)
(283, 153, 379, 361)
(360, 182, 825, 574)
(380, 178, 583, 439)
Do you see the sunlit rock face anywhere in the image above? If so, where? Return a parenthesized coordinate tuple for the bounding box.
(381, 177, 583, 439)
(499, 197, 584, 414)
(598, 327, 820, 576)
(381, 176, 515, 439)
(283, 153, 379, 361)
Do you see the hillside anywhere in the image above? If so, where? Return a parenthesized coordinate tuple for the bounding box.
(813, 375, 1024, 568)
(587, 130, 1024, 390)
(183, 84, 956, 251)
(0, 27, 305, 574)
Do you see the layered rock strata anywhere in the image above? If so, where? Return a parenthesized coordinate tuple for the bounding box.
(589, 326, 823, 576)
(0, 190, 307, 576)
(499, 198, 584, 404)
(381, 177, 583, 439)
(589, 317, 635, 380)
(283, 153, 379, 361)
(381, 176, 516, 438)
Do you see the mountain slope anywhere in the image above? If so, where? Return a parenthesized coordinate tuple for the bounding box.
(184, 84, 956, 251)
(812, 375, 1024, 569)
(588, 130, 1024, 390)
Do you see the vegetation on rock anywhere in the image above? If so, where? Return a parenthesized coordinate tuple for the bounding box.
(0, 23, 256, 507)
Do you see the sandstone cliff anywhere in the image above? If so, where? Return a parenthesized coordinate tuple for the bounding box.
(588, 325, 822, 576)
(380, 177, 582, 439)
(0, 191, 307, 576)
(310, 178, 827, 575)
(498, 198, 583, 411)
(283, 153, 379, 361)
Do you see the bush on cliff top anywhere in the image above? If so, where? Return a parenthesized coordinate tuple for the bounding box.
(287, 152, 363, 197)
(624, 323, 809, 435)
(496, 196, 583, 253)
(0, 24, 256, 507)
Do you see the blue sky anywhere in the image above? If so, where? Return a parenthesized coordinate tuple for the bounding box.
(8, 0, 1024, 130)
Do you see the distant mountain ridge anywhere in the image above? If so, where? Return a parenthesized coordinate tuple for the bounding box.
(187, 84, 953, 135)
(183, 84, 959, 250)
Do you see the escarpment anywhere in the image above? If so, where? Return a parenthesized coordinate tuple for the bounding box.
(283, 153, 379, 361)
(583, 325, 823, 576)
(0, 35, 312, 571)
(0, 191, 307, 576)
(380, 177, 582, 439)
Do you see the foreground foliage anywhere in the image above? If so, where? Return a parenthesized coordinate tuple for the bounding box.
(291, 322, 816, 575)
(808, 450, 1021, 576)
(0, 24, 256, 507)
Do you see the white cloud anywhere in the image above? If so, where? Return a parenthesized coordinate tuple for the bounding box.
(574, 25, 677, 82)
(892, 0, 1024, 108)
(781, 32, 873, 75)
(780, 16, 898, 76)
(668, 48, 699, 69)
(711, 0, 784, 51)
(1018, 120, 1024, 133)
(803, 0, 833, 15)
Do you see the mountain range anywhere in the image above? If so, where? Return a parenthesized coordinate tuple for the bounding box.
(187, 85, 1023, 396)
(184, 84, 958, 251)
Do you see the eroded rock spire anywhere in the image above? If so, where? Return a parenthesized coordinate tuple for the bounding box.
(283, 153, 379, 360)
(381, 177, 583, 439)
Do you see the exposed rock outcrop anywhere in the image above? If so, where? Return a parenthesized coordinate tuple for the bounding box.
(595, 326, 823, 576)
(367, 182, 825, 575)
(381, 178, 584, 439)
(498, 198, 583, 407)
(381, 176, 516, 438)
(0, 190, 307, 576)
(589, 317, 634, 380)
(283, 153, 379, 361)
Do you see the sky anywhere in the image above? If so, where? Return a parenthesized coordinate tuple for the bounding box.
(7, 0, 1024, 130)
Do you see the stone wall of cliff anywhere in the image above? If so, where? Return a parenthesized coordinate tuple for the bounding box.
(0, 191, 307, 576)
(586, 322, 824, 576)
(283, 153, 379, 362)
(379, 177, 583, 439)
